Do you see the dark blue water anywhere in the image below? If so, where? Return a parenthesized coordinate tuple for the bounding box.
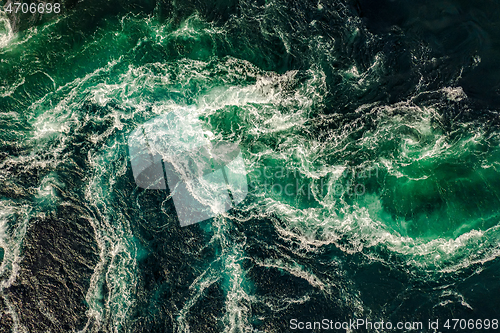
(1, 1, 500, 332)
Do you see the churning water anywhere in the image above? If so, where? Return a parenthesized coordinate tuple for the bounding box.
(1, 0, 500, 332)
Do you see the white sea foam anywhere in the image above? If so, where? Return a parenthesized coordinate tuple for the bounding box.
(0, 10, 14, 49)
(3, 9, 498, 331)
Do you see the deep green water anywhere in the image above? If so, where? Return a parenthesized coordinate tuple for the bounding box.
(1, 0, 500, 332)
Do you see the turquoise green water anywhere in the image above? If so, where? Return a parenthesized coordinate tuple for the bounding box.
(1, 1, 500, 332)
